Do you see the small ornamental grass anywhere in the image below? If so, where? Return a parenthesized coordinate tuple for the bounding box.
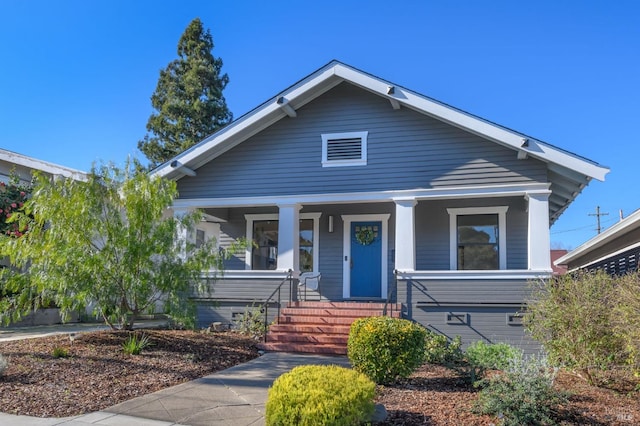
(265, 365, 375, 426)
(52, 346, 70, 358)
(0, 354, 8, 376)
(348, 316, 427, 384)
(122, 333, 152, 355)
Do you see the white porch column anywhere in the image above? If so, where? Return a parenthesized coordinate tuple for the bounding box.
(526, 192, 552, 271)
(394, 198, 417, 271)
(277, 203, 301, 272)
(173, 207, 195, 259)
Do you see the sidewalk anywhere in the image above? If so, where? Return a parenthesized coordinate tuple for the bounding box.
(0, 319, 169, 342)
(0, 323, 358, 425)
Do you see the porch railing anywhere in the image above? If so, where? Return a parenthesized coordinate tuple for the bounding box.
(383, 269, 399, 317)
(262, 269, 294, 342)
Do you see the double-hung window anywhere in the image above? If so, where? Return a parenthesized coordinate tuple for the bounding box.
(447, 207, 508, 270)
(245, 213, 321, 271)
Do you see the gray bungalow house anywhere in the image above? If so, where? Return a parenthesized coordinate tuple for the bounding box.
(152, 61, 608, 353)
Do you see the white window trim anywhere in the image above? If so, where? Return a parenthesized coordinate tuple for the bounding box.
(447, 206, 509, 270)
(194, 222, 220, 249)
(244, 212, 322, 271)
(321, 131, 368, 167)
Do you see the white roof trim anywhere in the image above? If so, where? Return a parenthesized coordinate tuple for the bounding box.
(0, 149, 87, 181)
(171, 182, 551, 209)
(151, 60, 609, 184)
(555, 208, 640, 266)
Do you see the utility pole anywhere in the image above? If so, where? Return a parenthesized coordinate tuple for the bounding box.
(589, 206, 609, 234)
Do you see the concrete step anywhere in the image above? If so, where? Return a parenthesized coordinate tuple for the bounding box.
(280, 308, 388, 318)
(289, 301, 395, 309)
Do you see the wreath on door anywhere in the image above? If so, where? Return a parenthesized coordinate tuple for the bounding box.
(355, 227, 375, 245)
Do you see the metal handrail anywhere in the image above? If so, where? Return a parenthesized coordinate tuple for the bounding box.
(383, 269, 399, 317)
(262, 269, 294, 342)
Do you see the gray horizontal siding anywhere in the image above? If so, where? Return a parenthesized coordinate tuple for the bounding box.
(396, 278, 540, 353)
(397, 278, 532, 305)
(413, 306, 540, 354)
(177, 82, 547, 199)
(415, 197, 529, 270)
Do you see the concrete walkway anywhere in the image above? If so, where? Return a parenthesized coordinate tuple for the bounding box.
(0, 323, 353, 425)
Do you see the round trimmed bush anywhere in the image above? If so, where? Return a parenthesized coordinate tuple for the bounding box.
(348, 316, 427, 384)
(265, 365, 375, 426)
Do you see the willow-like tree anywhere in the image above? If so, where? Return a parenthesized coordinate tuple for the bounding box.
(0, 161, 241, 330)
(138, 18, 233, 168)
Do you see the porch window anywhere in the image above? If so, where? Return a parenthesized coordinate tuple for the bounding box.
(252, 220, 279, 270)
(245, 213, 321, 271)
(457, 214, 499, 270)
(447, 206, 508, 270)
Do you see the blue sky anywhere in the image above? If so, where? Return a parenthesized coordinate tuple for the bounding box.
(0, 1, 638, 250)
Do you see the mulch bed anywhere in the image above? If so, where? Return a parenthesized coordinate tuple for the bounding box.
(0, 329, 259, 417)
(1, 330, 639, 424)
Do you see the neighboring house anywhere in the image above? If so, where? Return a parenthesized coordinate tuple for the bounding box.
(0, 148, 87, 326)
(152, 61, 609, 352)
(550, 249, 568, 275)
(0, 148, 86, 184)
(555, 209, 640, 275)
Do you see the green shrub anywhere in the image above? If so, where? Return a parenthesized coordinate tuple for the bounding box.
(473, 354, 568, 426)
(348, 316, 427, 384)
(424, 332, 462, 365)
(466, 341, 522, 371)
(122, 333, 152, 355)
(525, 271, 628, 384)
(0, 354, 8, 376)
(52, 346, 70, 358)
(235, 303, 266, 340)
(612, 270, 640, 376)
(265, 365, 375, 426)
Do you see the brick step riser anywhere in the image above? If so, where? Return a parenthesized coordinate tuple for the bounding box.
(277, 316, 362, 325)
(258, 342, 347, 355)
(266, 333, 348, 345)
(269, 324, 351, 334)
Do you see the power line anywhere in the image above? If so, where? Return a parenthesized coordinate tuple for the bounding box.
(551, 217, 616, 235)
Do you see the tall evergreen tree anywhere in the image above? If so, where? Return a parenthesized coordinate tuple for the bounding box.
(138, 18, 232, 167)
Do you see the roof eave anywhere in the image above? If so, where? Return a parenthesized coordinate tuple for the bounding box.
(555, 208, 640, 265)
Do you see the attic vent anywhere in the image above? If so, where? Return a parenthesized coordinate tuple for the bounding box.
(321, 131, 368, 167)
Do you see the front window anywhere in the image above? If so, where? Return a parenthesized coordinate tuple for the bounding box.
(252, 220, 279, 270)
(245, 213, 321, 271)
(447, 206, 508, 270)
(457, 214, 499, 270)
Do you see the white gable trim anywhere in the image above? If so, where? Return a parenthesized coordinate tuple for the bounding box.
(0, 149, 87, 181)
(151, 61, 609, 183)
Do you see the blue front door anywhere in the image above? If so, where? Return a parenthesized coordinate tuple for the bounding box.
(350, 221, 382, 298)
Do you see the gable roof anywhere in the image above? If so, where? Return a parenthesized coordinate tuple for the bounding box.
(555, 208, 640, 269)
(152, 60, 609, 223)
(0, 148, 87, 182)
